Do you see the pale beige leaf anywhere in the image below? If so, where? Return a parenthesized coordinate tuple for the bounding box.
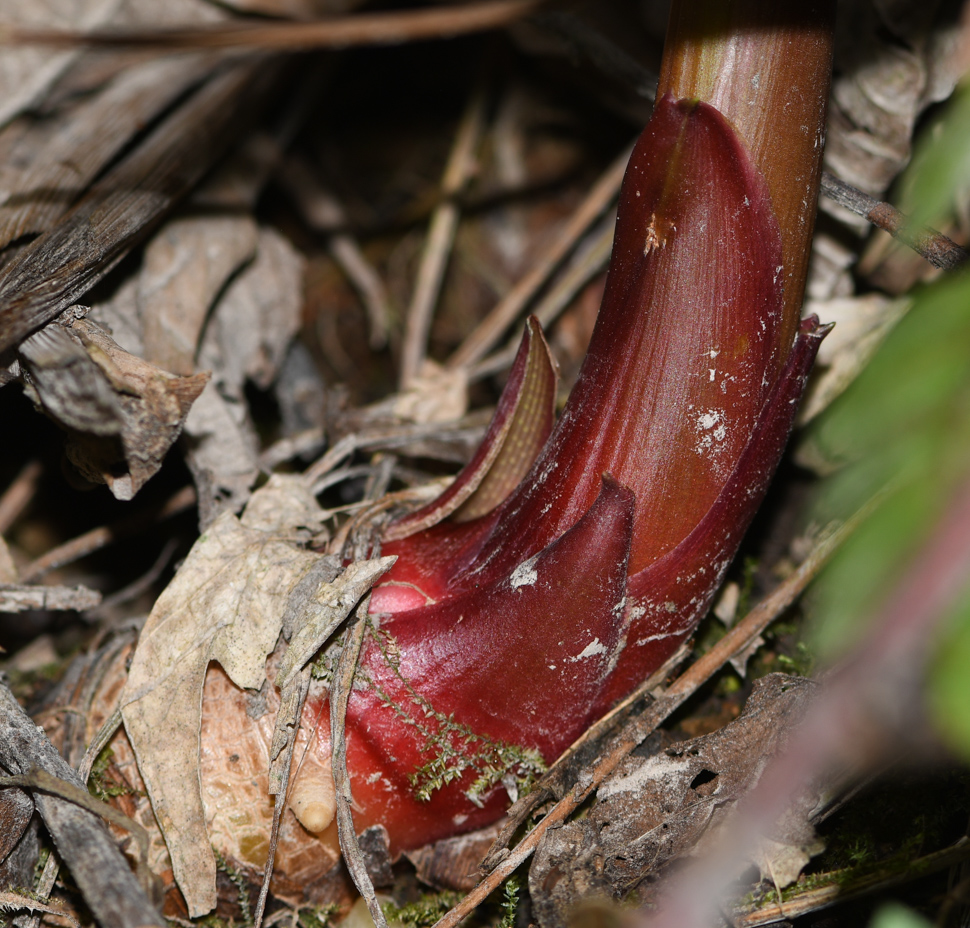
(140, 214, 259, 377)
(119, 480, 327, 916)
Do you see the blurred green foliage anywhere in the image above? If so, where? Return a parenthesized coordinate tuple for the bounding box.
(807, 81, 970, 756)
(903, 82, 970, 229)
(869, 902, 933, 928)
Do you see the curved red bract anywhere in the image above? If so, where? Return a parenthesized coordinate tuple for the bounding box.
(306, 95, 826, 854)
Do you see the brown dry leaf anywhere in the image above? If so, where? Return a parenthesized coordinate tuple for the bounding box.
(71, 317, 209, 498)
(140, 214, 259, 376)
(118, 475, 386, 917)
(0, 787, 33, 863)
(185, 226, 306, 525)
(18, 315, 209, 500)
(528, 675, 818, 928)
(0, 54, 218, 250)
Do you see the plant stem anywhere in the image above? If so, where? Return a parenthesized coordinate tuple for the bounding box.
(659, 0, 836, 354)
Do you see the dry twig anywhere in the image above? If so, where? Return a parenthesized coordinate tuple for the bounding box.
(448, 143, 632, 370)
(821, 171, 968, 271)
(19, 485, 195, 583)
(0, 1, 542, 51)
(400, 84, 489, 388)
(330, 593, 388, 928)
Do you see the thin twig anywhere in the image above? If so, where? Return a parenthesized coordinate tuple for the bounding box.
(470, 217, 614, 381)
(0, 891, 80, 928)
(0, 460, 42, 536)
(330, 593, 388, 928)
(255, 669, 312, 928)
(431, 519, 850, 928)
(400, 83, 489, 388)
(482, 643, 690, 870)
(447, 142, 631, 370)
(0, 0, 542, 50)
(83, 538, 180, 621)
(821, 171, 969, 271)
(19, 485, 195, 583)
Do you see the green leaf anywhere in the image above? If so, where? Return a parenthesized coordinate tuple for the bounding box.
(870, 902, 934, 928)
(928, 591, 970, 759)
(807, 270, 970, 657)
(902, 81, 970, 229)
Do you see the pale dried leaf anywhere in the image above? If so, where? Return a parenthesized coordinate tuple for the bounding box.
(752, 833, 826, 891)
(825, 1, 960, 221)
(183, 226, 305, 523)
(240, 473, 328, 537)
(183, 380, 261, 527)
(119, 481, 330, 916)
(198, 226, 305, 389)
(0, 0, 123, 129)
(19, 324, 122, 435)
(140, 215, 259, 376)
(798, 294, 908, 426)
(377, 360, 469, 425)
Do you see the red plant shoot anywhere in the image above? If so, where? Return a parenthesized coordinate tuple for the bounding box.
(286, 94, 829, 853)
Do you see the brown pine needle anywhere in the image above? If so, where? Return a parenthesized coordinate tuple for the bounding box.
(0, 0, 542, 51)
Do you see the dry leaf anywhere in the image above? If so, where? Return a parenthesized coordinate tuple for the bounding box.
(140, 214, 259, 376)
(71, 317, 209, 498)
(529, 675, 817, 927)
(19, 316, 209, 500)
(185, 226, 306, 525)
(119, 475, 388, 916)
(798, 294, 908, 425)
(0, 0, 123, 128)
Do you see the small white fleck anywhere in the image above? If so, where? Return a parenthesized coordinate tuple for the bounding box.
(570, 638, 607, 662)
(510, 556, 539, 590)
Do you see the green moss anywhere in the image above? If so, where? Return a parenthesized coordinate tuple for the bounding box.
(498, 876, 521, 928)
(87, 745, 137, 801)
(296, 902, 341, 928)
(213, 847, 253, 928)
(361, 621, 546, 805)
(383, 891, 462, 928)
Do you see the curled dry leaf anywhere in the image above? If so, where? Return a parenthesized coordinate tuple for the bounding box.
(18, 315, 209, 500)
(116, 475, 392, 917)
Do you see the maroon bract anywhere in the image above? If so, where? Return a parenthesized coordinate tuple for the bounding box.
(307, 95, 827, 852)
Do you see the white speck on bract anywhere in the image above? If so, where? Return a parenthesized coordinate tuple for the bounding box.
(695, 409, 728, 456)
(569, 638, 607, 662)
(510, 556, 539, 590)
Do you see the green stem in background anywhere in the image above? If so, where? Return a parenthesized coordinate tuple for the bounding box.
(659, 0, 836, 356)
